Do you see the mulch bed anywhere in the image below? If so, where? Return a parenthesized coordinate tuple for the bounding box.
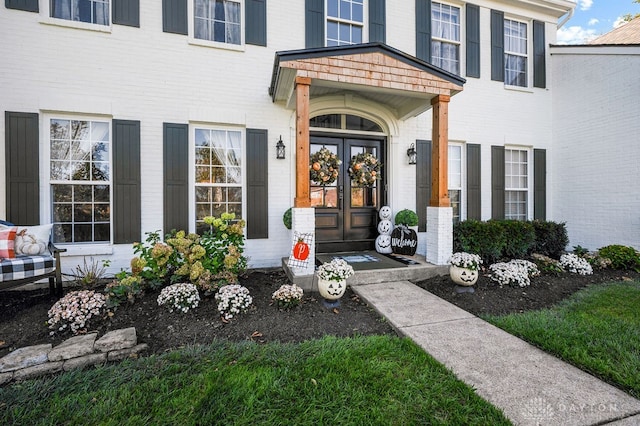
(1, 267, 637, 357)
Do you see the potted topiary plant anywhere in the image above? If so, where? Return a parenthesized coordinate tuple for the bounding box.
(283, 207, 292, 230)
(394, 209, 418, 232)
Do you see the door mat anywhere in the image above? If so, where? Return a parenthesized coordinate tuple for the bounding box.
(316, 251, 407, 271)
(383, 253, 421, 265)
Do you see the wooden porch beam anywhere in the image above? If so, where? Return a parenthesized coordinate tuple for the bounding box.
(294, 76, 312, 208)
(430, 94, 451, 207)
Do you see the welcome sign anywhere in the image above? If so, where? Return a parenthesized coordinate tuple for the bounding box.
(391, 226, 418, 256)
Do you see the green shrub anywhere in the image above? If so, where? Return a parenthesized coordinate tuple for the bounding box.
(572, 245, 589, 257)
(496, 220, 535, 259)
(531, 220, 568, 258)
(394, 209, 418, 226)
(453, 220, 505, 264)
(105, 276, 144, 308)
(283, 208, 292, 230)
(598, 245, 640, 271)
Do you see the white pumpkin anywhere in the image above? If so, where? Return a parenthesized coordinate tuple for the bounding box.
(377, 220, 393, 235)
(375, 234, 393, 254)
(379, 206, 392, 220)
(15, 232, 47, 255)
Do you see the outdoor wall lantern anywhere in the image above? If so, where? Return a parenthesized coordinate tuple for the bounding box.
(276, 136, 285, 159)
(407, 143, 417, 165)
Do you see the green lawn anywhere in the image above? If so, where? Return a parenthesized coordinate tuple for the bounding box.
(0, 335, 510, 425)
(484, 280, 640, 399)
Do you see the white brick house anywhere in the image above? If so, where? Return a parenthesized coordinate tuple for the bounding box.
(1, 0, 584, 276)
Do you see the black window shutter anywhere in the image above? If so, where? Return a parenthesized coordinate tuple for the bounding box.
(533, 20, 546, 88)
(490, 9, 504, 82)
(113, 120, 141, 244)
(163, 0, 187, 35)
(5, 112, 39, 225)
(415, 0, 431, 62)
(246, 0, 267, 46)
(534, 148, 546, 220)
(163, 123, 189, 234)
(113, 0, 139, 27)
(305, 0, 324, 48)
(416, 140, 432, 232)
(5, 0, 38, 12)
(369, 0, 386, 43)
(246, 129, 268, 239)
(466, 4, 480, 78)
(466, 144, 481, 220)
(491, 145, 505, 219)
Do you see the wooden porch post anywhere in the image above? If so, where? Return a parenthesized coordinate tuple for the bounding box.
(294, 76, 311, 208)
(430, 94, 451, 207)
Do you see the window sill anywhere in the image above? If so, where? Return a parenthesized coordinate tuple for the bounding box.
(59, 244, 114, 257)
(188, 37, 245, 52)
(504, 84, 534, 94)
(40, 17, 112, 33)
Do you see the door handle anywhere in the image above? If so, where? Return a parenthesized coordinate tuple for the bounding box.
(338, 185, 344, 210)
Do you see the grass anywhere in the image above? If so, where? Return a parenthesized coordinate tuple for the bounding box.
(484, 280, 640, 399)
(0, 335, 510, 425)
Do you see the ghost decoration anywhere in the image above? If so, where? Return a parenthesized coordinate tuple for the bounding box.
(375, 234, 393, 254)
(379, 206, 392, 220)
(377, 220, 392, 235)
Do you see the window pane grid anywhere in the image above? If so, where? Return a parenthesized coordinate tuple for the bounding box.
(194, 128, 243, 230)
(504, 19, 528, 87)
(51, 0, 110, 25)
(431, 2, 460, 74)
(194, 0, 241, 45)
(505, 148, 528, 220)
(327, 0, 363, 46)
(448, 145, 462, 223)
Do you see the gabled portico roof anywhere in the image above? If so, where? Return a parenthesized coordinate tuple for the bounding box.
(269, 42, 465, 120)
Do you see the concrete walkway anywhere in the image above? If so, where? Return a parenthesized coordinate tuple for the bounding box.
(351, 280, 640, 426)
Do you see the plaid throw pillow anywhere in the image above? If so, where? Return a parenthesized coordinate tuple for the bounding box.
(0, 227, 18, 259)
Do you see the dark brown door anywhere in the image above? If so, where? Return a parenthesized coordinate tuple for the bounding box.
(311, 135, 385, 252)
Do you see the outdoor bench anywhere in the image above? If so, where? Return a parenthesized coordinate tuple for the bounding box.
(0, 220, 66, 296)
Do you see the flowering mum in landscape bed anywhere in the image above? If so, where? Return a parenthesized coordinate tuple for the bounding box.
(272, 284, 304, 309)
(449, 252, 483, 270)
(157, 283, 201, 313)
(47, 290, 107, 334)
(560, 253, 593, 275)
(489, 259, 540, 288)
(215, 284, 253, 320)
(317, 258, 355, 282)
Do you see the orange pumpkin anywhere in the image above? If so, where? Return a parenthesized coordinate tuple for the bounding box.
(293, 238, 310, 260)
(312, 162, 321, 171)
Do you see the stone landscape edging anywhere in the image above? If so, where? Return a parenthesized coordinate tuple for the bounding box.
(0, 327, 147, 385)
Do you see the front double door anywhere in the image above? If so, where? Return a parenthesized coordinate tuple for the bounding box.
(311, 135, 385, 253)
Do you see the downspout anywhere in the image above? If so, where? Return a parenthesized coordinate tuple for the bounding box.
(557, 7, 574, 29)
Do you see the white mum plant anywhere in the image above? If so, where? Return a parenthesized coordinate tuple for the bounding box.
(489, 259, 540, 288)
(47, 290, 107, 334)
(272, 284, 304, 309)
(449, 252, 483, 270)
(560, 253, 593, 275)
(317, 258, 355, 281)
(157, 283, 201, 313)
(215, 284, 253, 320)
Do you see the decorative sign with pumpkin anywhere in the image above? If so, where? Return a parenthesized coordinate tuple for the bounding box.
(391, 225, 418, 256)
(287, 232, 314, 269)
(293, 238, 310, 261)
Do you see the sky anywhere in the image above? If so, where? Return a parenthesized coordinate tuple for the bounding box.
(557, 0, 640, 44)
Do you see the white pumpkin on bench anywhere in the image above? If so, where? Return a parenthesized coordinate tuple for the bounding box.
(0, 220, 66, 295)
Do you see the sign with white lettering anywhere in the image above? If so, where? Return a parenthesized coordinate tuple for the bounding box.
(391, 226, 418, 256)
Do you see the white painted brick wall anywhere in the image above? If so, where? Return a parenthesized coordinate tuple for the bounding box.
(0, 1, 568, 274)
(426, 207, 453, 265)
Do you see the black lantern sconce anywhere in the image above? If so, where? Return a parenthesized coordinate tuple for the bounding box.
(276, 136, 285, 159)
(407, 143, 417, 165)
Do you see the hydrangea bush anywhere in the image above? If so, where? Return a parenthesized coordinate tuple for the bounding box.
(317, 258, 355, 281)
(272, 284, 304, 309)
(449, 252, 483, 270)
(157, 283, 201, 313)
(489, 259, 540, 288)
(215, 284, 253, 320)
(47, 290, 107, 334)
(559, 253, 593, 275)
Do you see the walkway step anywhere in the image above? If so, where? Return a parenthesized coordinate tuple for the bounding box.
(353, 281, 640, 426)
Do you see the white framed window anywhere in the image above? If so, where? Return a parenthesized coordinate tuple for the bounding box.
(49, 0, 110, 25)
(448, 143, 463, 223)
(193, 127, 243, 234)
(431, 2, 460, 75)
(505, 148, 530, 220)
(504, 18, 528, 87)
(326, 0, 364, 46)
(48, 117, 111, 243)
(194, 0, 241, 45)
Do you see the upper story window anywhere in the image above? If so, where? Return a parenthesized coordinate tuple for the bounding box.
(194, 0, 241, 44)
(50, 0, 110, 25)
(504, 19, 528, 87)
(49, 118, 111, 243)
(431, 2, 460, 75)
(326, 0, 364, 46)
